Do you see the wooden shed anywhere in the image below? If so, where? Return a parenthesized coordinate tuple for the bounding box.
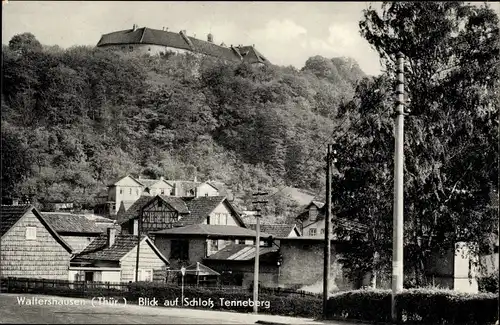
(0, 205, 73, 280)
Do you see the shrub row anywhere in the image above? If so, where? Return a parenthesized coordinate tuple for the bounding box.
(3, 279, 322, 319)
(327, 288, 498, 325)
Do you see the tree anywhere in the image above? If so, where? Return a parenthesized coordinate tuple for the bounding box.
(8, 33, 43, 54)
(335, 1, 500, 286)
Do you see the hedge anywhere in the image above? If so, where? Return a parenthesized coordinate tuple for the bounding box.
(3, 279, 322, 319)
(327, 288, 498, 325)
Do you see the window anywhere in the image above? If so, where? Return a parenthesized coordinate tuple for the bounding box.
(25, 227, 37, 240)
(135, 269, 153, 282)
(309, 228, 317, 236)
(148, 47, 151, 52)
(129, 188, 132, 194)
(161, 189, 165, 195)
(136, 189, 139, 195)
(170, 240, 189, 260)
(320, 228, 325, 235)
(206, 216, 210, 224)
(309, 207, 318, 221)
(120, 189, 123, 194)
(205, 193, 209, 196)
(211, 239, 219, 251)
(129, 46, 134, 52)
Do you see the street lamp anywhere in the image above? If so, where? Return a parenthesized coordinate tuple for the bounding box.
(180, 266, 186, 306)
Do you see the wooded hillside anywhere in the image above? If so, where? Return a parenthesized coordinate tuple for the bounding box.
(1, 35, 366, 212)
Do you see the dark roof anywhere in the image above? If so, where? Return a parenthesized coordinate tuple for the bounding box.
(117, 195, 153, 224)
(158, 196, 190, 214)
(176, 196, 227, 226)
(42, 213, 105, 234)
(153, 224, 271, 238)
(1, 205, 31, 236)
(0, 205, 72, 253)
(97, 27, 270, 65)
(205, 244, 278, 261)
(248, 224, 299, 238)
(74, 234, 168, 264)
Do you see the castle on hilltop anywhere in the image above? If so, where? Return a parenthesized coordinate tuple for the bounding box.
(97, 24, 270, 65)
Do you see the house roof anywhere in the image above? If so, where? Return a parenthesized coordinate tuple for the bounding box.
(153, 224, 271, 238)
(42, 213, 106, 234)
(157, 196, 190, 214)
(247, 224, 299, 238)
(0, 205, 73, 253)
(176, 196, 226, 226)
(116, 195, 153, 224)
(97, 27, 270, 65)
(205, 244, 278, 261)
(184, 262, 220, 276)
(106, 175, 143, 187)
(73, 234, 169, 264)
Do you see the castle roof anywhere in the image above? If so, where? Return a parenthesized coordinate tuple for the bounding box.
(97, 26, 270, 65)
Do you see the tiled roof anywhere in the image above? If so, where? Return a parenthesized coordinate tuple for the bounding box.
(184, 262, 220, 276)
(153, 224, 271, 238)
(137, 178, 159, 188)
(176, 196, 226, 226)
(117, 195, 153, 224)
(97, 27, 270, 65)
(158, 196, 190, 214)
(1, 205, 31, 236)
(0, 205, 72, 253)
(42, 213, 106, 234)
(74, 234, 140, 261)
(248, 224, 299, 238)
(205, 244, 278, 261)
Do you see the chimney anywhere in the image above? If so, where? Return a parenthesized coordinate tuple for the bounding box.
(162, 27, 165, 31)
(133, 24, 138, 31)
(107, 227, 117, 247)
(207, 33, 214, 43)
(173, 183, 179, 196)
(133, 219, 139, 236)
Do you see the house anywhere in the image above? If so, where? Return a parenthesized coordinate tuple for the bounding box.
(70, 228, 169, 283)
(103, 175, 224, 216)
(204, 243, 280, 288)
(247, 223, 301, 238)
(153, 224, 272, 270)
(277, 237, 368, 292)
(0, 205, 73, 280)
(42, 212, 119, 254)
(296, 200, 368, 239)
(97, 25, 270, 65)
(119, 195, 244, 236)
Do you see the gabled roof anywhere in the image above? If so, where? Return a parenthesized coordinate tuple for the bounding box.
(116, 195, 153, 224)
(106, 175, 143, 187)
(42, 213, 105, 234)
(184, 262, 220, 276)
(73, 234, 169, 265)
(157, 196, 190, 214)
(153, 224, 271, 238)
(177, 196, 243, 226)
(205, 244, 278, 261)
(248, 223, 300, 238)
(1, 205, 72, 253)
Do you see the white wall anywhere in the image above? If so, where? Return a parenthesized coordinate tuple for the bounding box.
(205, 201, 238, 226)
(454, 242, 479, 293)
(196, 183, 220, 197)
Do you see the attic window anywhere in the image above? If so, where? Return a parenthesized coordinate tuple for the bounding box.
(25, 227, 37, 240)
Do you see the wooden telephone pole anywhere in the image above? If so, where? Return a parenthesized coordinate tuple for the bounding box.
(323, 144, 335, 318)
(252, 191, 268, 314)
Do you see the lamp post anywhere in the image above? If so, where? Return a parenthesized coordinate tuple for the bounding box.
(180, 266, 186, 306)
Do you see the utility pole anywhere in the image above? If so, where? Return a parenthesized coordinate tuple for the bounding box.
(135, 207, 144, 282)
(392, 52, 405, 323)
(252, 191, 268, 314)
(323, 144, 334, 318)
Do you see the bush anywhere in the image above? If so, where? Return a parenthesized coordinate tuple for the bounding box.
(327, 288, 498, 325)
(478, 273, 499, 293)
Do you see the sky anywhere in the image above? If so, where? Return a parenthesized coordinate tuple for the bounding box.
(2, 1, 384, 75)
